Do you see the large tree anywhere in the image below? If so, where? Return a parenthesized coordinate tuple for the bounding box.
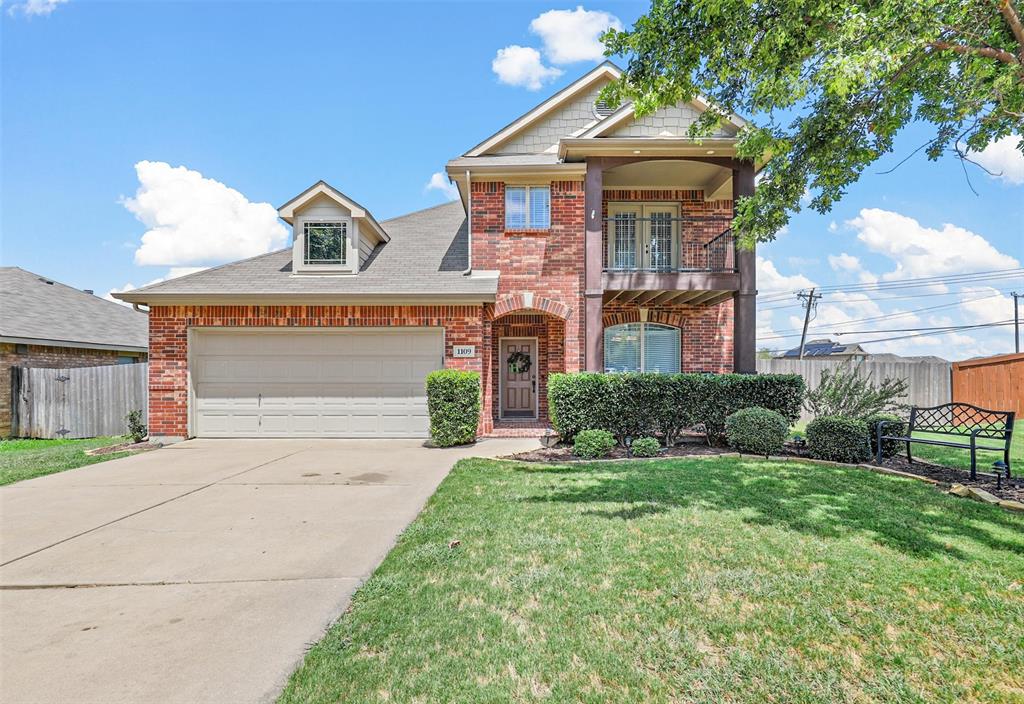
(601, 0, 1024, 243)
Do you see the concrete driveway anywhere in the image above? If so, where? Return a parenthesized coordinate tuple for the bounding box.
(0, 437, 536, 704)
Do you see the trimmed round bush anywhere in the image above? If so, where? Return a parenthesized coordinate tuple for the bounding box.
(865, 413, 906, 459)
(574, 429, 617, 459)
(806, 416, 871, 463)
(425, 370, 480, 447)
(630, 436, 661, 458)
(725, 407, 788, 456)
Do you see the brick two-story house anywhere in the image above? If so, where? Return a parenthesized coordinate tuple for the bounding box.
(116, 62, 758, 442)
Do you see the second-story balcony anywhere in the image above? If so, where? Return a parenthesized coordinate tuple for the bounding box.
(601, 215, 739, 304)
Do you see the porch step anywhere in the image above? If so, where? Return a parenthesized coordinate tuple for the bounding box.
(487, 420, 549, 438)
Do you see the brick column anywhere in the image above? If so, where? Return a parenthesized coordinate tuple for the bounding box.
(584, 159, 604, 371)
(732, 161, 757, 373)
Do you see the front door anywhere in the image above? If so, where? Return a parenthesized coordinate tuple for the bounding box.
(500, 338, 537, 419)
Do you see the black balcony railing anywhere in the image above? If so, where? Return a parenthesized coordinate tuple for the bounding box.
(603, 216, 736, 273)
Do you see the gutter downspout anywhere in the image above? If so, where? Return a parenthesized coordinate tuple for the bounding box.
(132, 303, 149, 314)
(462, 169, 472, 275)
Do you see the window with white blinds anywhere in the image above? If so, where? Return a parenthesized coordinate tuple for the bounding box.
(604, 323, 680, 373)
(505, 186, 550, 229)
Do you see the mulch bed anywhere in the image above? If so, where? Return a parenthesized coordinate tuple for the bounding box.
(85, 440, 154, 456)
(505, 440, 1024, 503)
(875, 455, 1024, 503)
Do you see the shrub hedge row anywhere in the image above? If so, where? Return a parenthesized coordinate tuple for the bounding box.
(548, 372, 805, 445)
(425, 370, 480, 447)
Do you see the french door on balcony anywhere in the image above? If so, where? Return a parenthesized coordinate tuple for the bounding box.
(607, 203, 680, 271)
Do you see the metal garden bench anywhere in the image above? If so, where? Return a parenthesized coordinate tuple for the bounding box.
(875, 402, 1015, 484)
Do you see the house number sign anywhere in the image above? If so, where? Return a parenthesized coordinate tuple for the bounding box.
(452, 345, 476, 358)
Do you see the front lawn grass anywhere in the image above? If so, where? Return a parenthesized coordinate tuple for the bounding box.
(281, 456, 1024, 704)
(0, 437, 134, 486)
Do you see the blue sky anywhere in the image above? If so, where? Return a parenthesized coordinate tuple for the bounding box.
(2, 0, 1022, 360)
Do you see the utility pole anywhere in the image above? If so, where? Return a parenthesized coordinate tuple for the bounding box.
(1013, 292, 1021, 354)
(797, 288, 822, 359)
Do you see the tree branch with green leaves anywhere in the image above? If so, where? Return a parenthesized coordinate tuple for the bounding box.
(601, 0, 1024, 244)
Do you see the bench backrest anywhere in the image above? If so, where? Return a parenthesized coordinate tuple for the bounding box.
(908, 402, 1015, 439)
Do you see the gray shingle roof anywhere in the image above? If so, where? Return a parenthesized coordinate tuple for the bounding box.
(0, 267, 148, 350)
(115, 201, 498, 302)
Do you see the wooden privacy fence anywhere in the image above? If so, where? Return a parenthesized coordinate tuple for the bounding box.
(756, 358, 952, 421)
(952, 352, 1024, 418)
(11, 364, 148, 439)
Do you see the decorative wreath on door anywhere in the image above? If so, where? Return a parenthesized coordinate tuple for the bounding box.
(507, 350, 532, 375)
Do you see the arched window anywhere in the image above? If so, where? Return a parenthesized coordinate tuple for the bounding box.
(603, 323, 681, 373)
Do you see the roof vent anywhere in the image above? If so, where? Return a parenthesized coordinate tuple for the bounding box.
(593, 100, 616, 118)
(83, 289, 94, 295)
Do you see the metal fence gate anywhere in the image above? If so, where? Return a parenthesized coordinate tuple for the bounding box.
(10, 364, 148, 439)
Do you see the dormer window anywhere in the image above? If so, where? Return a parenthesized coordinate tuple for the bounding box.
(303, 222, 347, 266)
(279, 181, 391, 276)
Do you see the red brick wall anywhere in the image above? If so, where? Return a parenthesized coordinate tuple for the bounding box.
(602, 299, 734, 373)
(471, 180, 585, 372)
(147, 305, 489, 439)
(1, 343, 141, 437)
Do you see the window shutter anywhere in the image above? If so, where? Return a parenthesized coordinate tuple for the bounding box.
(505, 187, 526, 229)
(643, 324, 681, 373)
(529, 186, 550, 229)
(604, 324, 641, 372)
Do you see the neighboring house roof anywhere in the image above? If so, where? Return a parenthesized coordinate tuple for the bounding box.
(0, 267, 148, 352)
(780, 340, 868, 358)
(869, 353, 950, 364)
(114, 202, 498, 304)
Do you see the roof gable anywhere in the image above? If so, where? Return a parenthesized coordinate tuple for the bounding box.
(578, 97, 745, 139)
(277, 181, 389, 242)
(465, 61, 622, 157)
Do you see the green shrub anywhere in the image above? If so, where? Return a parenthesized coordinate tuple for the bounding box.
(805, 362, 908, 419)
(574, 429, 617, 459)
(725, 407, 788, 456)
(425, 370, 480, 447)
(865, 413, 906, 459)
(806, 415, 871, 463)
(548, 373, 613, 442)
(548, 372, 805, 445)
(125, 410, 147, 443)
(630, 436, 661, 458)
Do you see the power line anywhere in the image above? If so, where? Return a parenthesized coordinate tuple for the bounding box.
(759, 284, 1022, 307)
(759, 319, 1014, 341)
(759, 319, 1015, 352)
(763, 290, 1010, 337)
(757, 268, 1024, 303)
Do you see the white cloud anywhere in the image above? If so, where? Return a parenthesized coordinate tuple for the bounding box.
(757, 256, 816, 294)
(529, 6, 622, 64)
(492, 45, 563, 90)
(828, 253, 860, 272)
(847, 208, 1019, 280)
(963, 135, 1024, 185)
(7, 0, 67, 16)
(122, 161, 288, 267)
(103, 267, 208, 306)
(425, 172, 459, 201)
(828, 252, 878, 284)
(959, 286, 1016, 325)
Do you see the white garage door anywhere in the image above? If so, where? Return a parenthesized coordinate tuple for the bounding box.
(191, 328, 443, 438)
